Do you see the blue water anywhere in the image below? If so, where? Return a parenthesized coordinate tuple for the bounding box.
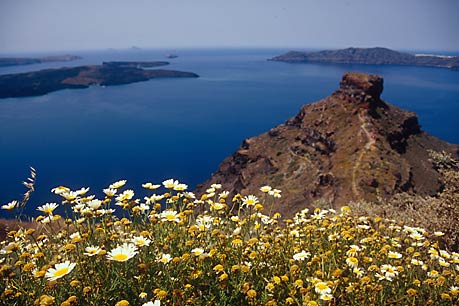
(1, 48, 458, 218)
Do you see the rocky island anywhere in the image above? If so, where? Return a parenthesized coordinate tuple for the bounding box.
(0, 61, 199, 98)
(197, 72, 459, 217)
(270, 47, 459, 69)
(0, 54, 81, 67)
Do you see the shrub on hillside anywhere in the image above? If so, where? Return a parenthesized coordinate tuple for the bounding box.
(350, 151, 459, 250)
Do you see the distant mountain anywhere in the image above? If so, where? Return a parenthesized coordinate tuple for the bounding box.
(0, 61, 198, 98)
(0, 55, 81, 67)
(270, 47, 459, 69)
(197, 72, 458, 217)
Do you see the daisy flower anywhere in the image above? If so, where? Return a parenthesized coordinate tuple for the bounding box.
(116, 189, 134, 202)
(162, 179, 179, 189)
(109, 180, 127, 189)
(84, 246, 102, 256)
(388, 251, 402, 259)
(143, 301, 161, 306)
(1, 200, 18, 210)
(260, 186, 272, 193)
(160, 210, 180, 223)
(51, 186, 70, 195)
(191, 248, 205, 256)
(144, 194, 164, 204)
(45, 261, 76, 281)
(103, 188, 117, 197)
(346, 257, 359, 268)
(320, 293, 333, 301)
(293, 251, 311, 261)
(346, 245, 361, 257)
(158, 253, 172, 264)
(268, 189, 282, 198)
(173, 183, 188, 191)
(315, 282, 332, 295)
(380, 264, 398, 280)
(107, 243, 138, 262)
(131, 236, 151, 247)
(142, 182, 161, 190)
(37, 203, 59, 215)
(242, 195, 259, 206)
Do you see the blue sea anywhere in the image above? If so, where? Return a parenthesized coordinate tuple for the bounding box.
(1, 48, 458, 218)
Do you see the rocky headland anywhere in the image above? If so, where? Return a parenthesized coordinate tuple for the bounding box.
(0, 61, 199, 98)
(0, 54, 82, 67)
(197, 72, 459, 217)
(270, 47, 459, 69)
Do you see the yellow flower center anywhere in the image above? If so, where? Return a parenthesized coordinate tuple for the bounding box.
(165, 214, 176, 220)
(113, 253, 129, 261)
(54, 267, 69, 278)
(316, 283, 328, 290)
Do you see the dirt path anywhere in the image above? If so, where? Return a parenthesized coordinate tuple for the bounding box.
(351, 110, 376, 199)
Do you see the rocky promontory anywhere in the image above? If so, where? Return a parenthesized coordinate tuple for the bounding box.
(0, 55, 82, 67)
(0, 61, 199, 98)
(197, 72, 458, 217)
(270, 47, 459, 69)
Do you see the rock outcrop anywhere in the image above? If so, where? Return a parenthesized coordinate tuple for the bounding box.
(197, 72, 458, 217)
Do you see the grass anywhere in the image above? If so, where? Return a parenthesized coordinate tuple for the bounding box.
(1, 175, 459, 305)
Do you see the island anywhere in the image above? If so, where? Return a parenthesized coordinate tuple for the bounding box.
(0, 61, 199, 98)
(269, 47, 459, 69)
(102, 61, 169, 68)
(0, 55, 82, 67)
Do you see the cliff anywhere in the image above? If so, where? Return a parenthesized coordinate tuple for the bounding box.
(270, 47, 459, 69)
(0, 62, 199, 98)
(197, 72, 459, 217)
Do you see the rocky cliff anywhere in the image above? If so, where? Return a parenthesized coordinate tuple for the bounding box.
(197, 72, 459, 217)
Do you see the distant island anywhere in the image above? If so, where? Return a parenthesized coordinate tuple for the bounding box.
(0, 54, 81, 67)
(0, 61, 199, 98)
(269, 47, 459, 69)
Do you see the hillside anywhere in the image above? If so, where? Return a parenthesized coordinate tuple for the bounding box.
(197, 72, 459, 217)
(270, 47, 459, 69)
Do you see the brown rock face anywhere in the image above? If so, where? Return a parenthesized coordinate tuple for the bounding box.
(197, 72, 458, 217)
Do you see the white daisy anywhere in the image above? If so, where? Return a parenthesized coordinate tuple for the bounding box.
(45, 261, 76, 281)
(37, 203, 59, 215)
(1, 200, 18, 210)
(293, 250, 311, 261)
(84, 246, 102, 256)
(107, 243, 138, 262)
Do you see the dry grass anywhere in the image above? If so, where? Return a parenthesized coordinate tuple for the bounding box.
(350, 151, 459, 250)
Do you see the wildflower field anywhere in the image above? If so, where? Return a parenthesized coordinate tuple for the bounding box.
(1, 174, 459, 305)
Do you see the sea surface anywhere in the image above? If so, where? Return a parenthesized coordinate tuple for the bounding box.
(1, 48, 458, 218)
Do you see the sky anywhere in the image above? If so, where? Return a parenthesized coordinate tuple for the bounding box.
(0, 0, 458, 53)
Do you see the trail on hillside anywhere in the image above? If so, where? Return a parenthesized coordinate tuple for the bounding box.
(352, 110, 376, 199)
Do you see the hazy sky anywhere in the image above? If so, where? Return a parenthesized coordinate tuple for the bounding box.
(1, 0, 458, 53)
